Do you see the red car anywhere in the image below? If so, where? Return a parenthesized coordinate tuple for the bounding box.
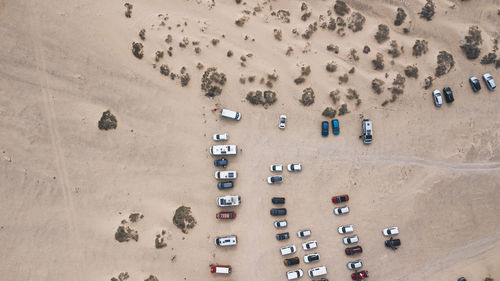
(216, 211, 236, 219)
(332, 194, 349, 204)
(210, 264, 231, 274)
(351, 270, 368, 280)
(345, 246, 363, 255)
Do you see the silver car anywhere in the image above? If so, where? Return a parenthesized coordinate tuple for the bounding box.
(432, 90, 443, 107)
(483, 73, 496, 90)
(274, 219, 287, 228)
(343, 235, 359, 245)
(347, 260, 363, 270)
(338, 224, 354, 234)
(334, 205, 350, 215)
(279, 115, 287, 129)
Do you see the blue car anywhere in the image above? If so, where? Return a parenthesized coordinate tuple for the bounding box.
(214, 158, 228, 167)
(332, 119, 340, 135)
(321, 121, 329, 136)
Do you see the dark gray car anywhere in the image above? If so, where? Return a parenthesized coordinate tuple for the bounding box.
(270, 208, 287, 216)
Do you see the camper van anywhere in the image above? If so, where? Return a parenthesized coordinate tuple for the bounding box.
(210, 145, 237, 156)
(221, 109, 242, 121)
(361, 119, 372, 144)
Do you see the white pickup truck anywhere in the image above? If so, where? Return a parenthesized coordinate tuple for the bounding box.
(210, 145, 237, 156)
(217, 195, 241, 207)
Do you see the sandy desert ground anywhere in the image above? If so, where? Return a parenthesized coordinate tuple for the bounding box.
(1, 0, 500, 280)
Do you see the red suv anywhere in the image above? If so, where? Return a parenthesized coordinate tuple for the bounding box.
(216, 211, 236, 219)
(351, 270, 368, 280)
(345, 246, 362, 255)
(332, 194, 349, 204)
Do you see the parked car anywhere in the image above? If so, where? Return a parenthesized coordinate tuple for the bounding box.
(304, 253, 320, 263)
(286, 269, 303, 280)
(267, 175, 283, 184)
(334, 205, 350, 215)
(270, 208, 287, 216)
(347, 260, 363, 270)
(385, 237, 401, 250)
(210, 145, 237, 155)
(308, 266, 327, 277)
(361, 119, 372, 144)
(322, 121, 329, 136)
(458, 278, 467, 281)
(351, 270, 369, 280)
(302, 240, 318, 250)
(382, 226, 399, 236)
(338, 224, 354, 234)
(213, 133, 228, 141)
(270, 164, 283, 172)
(214, 235, 237, 246)
(215, 171, 237, 180)
(217, 195, 241, 207)
(345, 246, 363, 255)
(220, 109, 241, 121)
(216, 211, 236, 219)
(443, 87, 454, 103)
(214, 158, 228, 167)
(279, 115, 287, 129)
(469, 76, 481, 92)
(332, 194, 349, 204)
(276, 232, 290, 241)
(343, 235, 359, 245)
(274, 219, 288, 228)
(210, 264, 231, 274)
(332, 119, 340, 135)
(284, 257, 300, 266)
(272, 197, 285, 204)
(217, 181, 233, 190)
(483, 73, 496, 90)
(432, 90, 443, 107)
(287, 163, 302, 172)
(314, 279, 329, 281)
(297, 229, 311, 238)
(280, 245, 297, 256)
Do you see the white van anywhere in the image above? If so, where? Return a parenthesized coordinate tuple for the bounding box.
(215, 235, 237, 246)
(215, 171, 237, 179)
(221, 109, 242, 121)
(308, 266, 327, 277)
(361, 119, 372, 144)
(211, 145, 237, 156)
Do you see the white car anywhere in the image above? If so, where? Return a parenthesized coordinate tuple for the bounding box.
(338, 224, 354, 234)
(308, 266, 327, 277)
(303, 253, 320, 263)
(297, 229, 311, 238)
(343, 235, 359, 245)
(334, 205, 349, 215)
(215, 171, 237, 180)
(279, 115, 287, 129)
(347, 260, 363, 270)
(286, 269, 303, 280)
(280, 245, 297, 256)
(483, 73, 496, 90)
(217, 195, 241, 207)
(270, 164, 283, 172)
(287, 164, 302, 172)
(267, 175, 283, 184)
(214, 235, 237, 246)
(274, 220, 287, 228)
(213, 133, 228, 141)
(432, 90, 443, 107)
(302, 240, 318, 250)
(382, 226, 399, 236)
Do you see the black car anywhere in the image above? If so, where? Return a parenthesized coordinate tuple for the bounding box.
(385, 237, 401, 250)
(214, 158, 228, 167)
(314, 279, 329, 281)
(469, 76, 481, 92)
(443, 87, 454, 103)
(270, 208, 287, 216)
(283, 257, 300, 266)
(276, 232, 290, 240)
(304, 254, 320, 262)
(272, 197, 285, 204)
(321, 121, 329, 137)
(217, 181, 233, 190)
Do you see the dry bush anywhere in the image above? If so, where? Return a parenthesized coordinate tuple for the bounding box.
(329, 90, 340, 104)
(227, 50, 233, 57)
(363, 45, 371, 54)
(115, 225, 138, 242)
(124, 3, 133, 18)
(132, 42, 144, 59)
(349, 49, 359, 61)
(322, 107, 337, 118)
(371, 78, 384, 94)
(273, 10, 291, 23)
(348, 12, 366, 32)
(326, 18, 336, 31)
(392, 74, 406, 87)
(286, 46, 293, 56)
(301, 65, 311, 76)
(98, 110, 117, 130)
(338, 104, 350, 116)
(404, 65, 419, 78)
(129, 213, 144, 223)
(375, 24, 390, 44)
(334, 0, 350, 16)
(327, 44, 339, 53)
(336, 16, 346, 27)
(412, 40, 428, 57)
(460, 26, 483, 60)
(173, 206, 197, 234)
(144, 275, 159, 281)
(419, 0, 435, 21)
(394, 8, 407, 26)
(201, 67, 227, 97)
(388, 40, 401, 58)
(139, 29, 146, 40)
(155, 51, 164, 62)
(372, 53, 385, 70)
(338, 73, 349, 84)
(424, 76, 434, 89)
(179, 72, 190, 87)
(326, 61, 337, 72)
(211, 38, 220, 46)
(300, 87, 315, 106)
(294, 77, 305, 84)
(235, 15, 249, 26)
(349, 67, 355, 74)
(302, 22, 318, 39)
(346, 88, 359, 100)
(273, 29, 282, 41)
(160, 64, 170, 76)
(435, 51, 455, 77)
(246, 90, 277, 106)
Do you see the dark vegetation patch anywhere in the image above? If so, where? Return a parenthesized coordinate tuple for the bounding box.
(201, 67, 227, 97)
(327, 44, 339, 53)
(139, 29, 146, 40)
(349, 49, 359, 61)
(363, 45, 371, 54)
(338, 104, 349, 116)
(129, 213, 144, 223)
(338, 73, 349, 84)
(98, 110, 117, 130)
(412, 40, 428, 57)
(246, 90, 277, 106)
(375, 24, 390, 44)
(111, 272, 130, 281)
(435, 51, 455, 77)
(334, 0, 350, 16)
(404, 65, 419, 78)
(132, 42, 144, 59)
(424, 76, 434, 89)
(419, 0, 435, 21)
(371, 78, 384, 94)
(160, 64, 170, 76)
(155, 230, 167, 249)
(274, 29, 282, 41)
(322, 107, 337, 118)
(300, 87, 315, 106)
(460, 26, 482, 60)
(329, 90, 340, 104)
(348, 12, 366, 32)
(235, 15, 249, 27)
(302, 22, 318, 39)
(124, 3, 133, 18)
(272, 10, 291, 23)
(372, 53, 384, 70)
(326, 61, 337, 72)
(144, 275, 159, 281)
(115, 225, 138, 242)
(388, 40, 401, 58)
(394, 8, 406, 26)
(173, 206, 197, 234)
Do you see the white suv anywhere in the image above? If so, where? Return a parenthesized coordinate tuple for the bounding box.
(215, 171, 237, 179)
(382, 226, 399, 236)
(297, 229, 311, 238)
(308, 266, 327, 277)
(338, 224, 354, 234)
(302, 240, 318, 250)
(280, 245, 297, 256)
(286, 269, 303, 280)
(213, 133, 228, 141)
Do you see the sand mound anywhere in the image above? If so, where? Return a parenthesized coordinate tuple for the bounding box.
(98, 110, 117, 131)
(201, 67, 227, 97)
(173, 206, 196, 234)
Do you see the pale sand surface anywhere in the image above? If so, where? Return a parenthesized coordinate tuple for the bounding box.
(0, 0, 499, 281)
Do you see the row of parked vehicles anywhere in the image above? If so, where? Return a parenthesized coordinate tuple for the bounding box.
(267, 163, 302, 184)
(432, 73, 495, 107)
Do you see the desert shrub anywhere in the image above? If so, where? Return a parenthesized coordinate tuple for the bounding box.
(180, 72, 190, 87)
(388, 40, 401, 58)
(372, 53, 385, 70)
(302, 22, 318, 39)
(322, 107, 337, 118)
(329, 90, 340, 104)
(338, 104, 350, 116)
(412, 40, 428, 57)
(124, 3, 133, 18)
(139, 29, 146, 40)
(115, 225, 138, 242)
(300, 88, 315, 106)
(363, 45, 371, 54)
(98, 110, 117, 130)
(435, 51, 455, 77)
(327, 18, 336, 31)
(349, 67, 355, 74)
(201, 67, 227, 97)
(349, 49, 359, 61)
(211, 38, 220, 46)
(246, 90, 277, 106)
(375, 24, 390, 44)
(393, 74, 406, 87)
(334, 0, 350, 16)
(327, 44, 339, 53)
(173, 206, 197, 234)
(371, 78, 384, 94)
(419, 0, 435, 21)
(155, 51, 164, 62)
(301, 65, 311, 76)
(294, 77, 305, 84)
(144, 275, 159, 281)
(132, 42, 144, 59)
(129, 213, 143, 223)
(274, 10, 291, 23)
(159, 64, 170, 76)
(227, 50, 233, 57)
(404, 65, 419, 78)
(394, 8, 407, 26)
(346, 88, 359, 100)
(348, 12, 366, 32)
(326, 61, 337, 72)
(460, 26, 482, 60)
(235, 15, 249, 26)
(424, 76, 433, 89)
(274, 29, 282, 41)
(338, 73, 349, 84)
(336, 16, 346, 27)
